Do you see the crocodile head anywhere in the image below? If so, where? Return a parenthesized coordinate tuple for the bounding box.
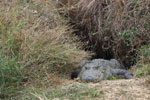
(79, 62, 106, 82)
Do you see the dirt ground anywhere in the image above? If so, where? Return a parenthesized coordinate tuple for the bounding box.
(95, 78, 150, 100)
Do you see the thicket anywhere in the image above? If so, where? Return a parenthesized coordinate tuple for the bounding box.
(60, 0, 150, 67)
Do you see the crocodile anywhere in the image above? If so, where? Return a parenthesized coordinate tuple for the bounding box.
(71, 59, 133, 82)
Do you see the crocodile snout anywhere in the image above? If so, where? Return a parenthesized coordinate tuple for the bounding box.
(85, 76, 94, 82)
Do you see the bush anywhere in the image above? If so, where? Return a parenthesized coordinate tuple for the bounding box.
(64, 0, 150, 67)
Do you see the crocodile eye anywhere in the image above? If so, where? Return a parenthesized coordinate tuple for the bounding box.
(85, 66, 90, 70)
(94, 66, 99, 70)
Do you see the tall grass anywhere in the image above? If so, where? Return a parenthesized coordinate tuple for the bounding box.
(0, 0, 89, 99)
(0, 4, 26, 98)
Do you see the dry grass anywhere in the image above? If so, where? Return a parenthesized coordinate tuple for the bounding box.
(0, 0, 90, 99)
(59, 0, 150, 67)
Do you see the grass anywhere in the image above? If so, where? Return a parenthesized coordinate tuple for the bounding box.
(0, 2, 26, 98)
(0, 0, 89, 99)
(132, 45, 150, 77)
(19, 83, 105, 100)
(133, 64, 150, 77)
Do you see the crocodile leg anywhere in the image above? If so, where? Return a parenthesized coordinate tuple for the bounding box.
(112, 69, 133, 79)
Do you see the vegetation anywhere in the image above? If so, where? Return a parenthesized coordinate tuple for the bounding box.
(133, 45, 150, 77)
(0, 0, 89, 99)
(66, 0, 150, 67)
(20, 83, 105, 100)
(0, 0, 150, 100)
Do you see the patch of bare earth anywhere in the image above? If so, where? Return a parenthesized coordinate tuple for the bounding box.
(64, 78, 150, 100)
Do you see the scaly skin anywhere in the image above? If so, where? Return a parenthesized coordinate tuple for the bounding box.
(71, 59, 133, 82)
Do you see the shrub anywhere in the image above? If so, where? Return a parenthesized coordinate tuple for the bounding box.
(64, 0, 150, 67)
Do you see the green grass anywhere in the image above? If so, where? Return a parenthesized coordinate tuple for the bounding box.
(0, 56, 24, 94)
(133, 45, 150, 77)
(19, 83, 105, 100)
(0, 3, 26, 98)
(133, 64, 150, 77)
